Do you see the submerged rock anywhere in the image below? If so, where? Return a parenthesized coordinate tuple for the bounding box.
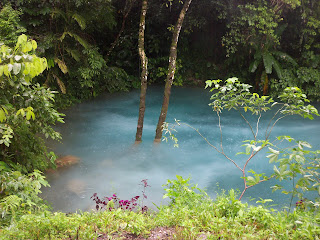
(46, 155, 80, 175)
(66, 178, 87, 198)
(56, 155, 80, 168)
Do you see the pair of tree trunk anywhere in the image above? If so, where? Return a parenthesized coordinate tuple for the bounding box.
(135, 0, 193, 143)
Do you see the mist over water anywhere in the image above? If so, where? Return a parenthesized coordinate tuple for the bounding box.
(42, 86, 320, 212)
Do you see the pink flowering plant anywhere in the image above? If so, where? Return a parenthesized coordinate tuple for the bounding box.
(91, 179, 150, 212)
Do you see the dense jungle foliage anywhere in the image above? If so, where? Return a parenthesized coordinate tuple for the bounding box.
(1, 0, 319, 101)
(0, 0, 320, 238)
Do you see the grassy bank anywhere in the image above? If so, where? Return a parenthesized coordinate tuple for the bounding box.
(1, 177, 319, 240)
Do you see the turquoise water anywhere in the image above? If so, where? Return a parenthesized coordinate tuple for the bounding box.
(42, 86, 320, 212)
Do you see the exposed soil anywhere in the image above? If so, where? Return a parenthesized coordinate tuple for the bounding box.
(96, 227, 176, 239)
(96, 227, 210, 239)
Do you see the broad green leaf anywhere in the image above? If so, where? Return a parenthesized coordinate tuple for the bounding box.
(268, 147, 279, 154)
(176, 175, 183, 181)
(16, 108, 25, 117)
(16, 34, 28, 48)
(262, 52, 274, 74)
(252, 145, 262, 152)
(246, 176, 255, 185)
(0, 108, 6, 122)
(272, 59, 282, 78)
(31, 40, 37, 50)
(26, 42, 33, 52)
(273, 51, 298, 66)
(3, 65, 10, 77)
(0, 65, 3, 76)
(299, 141, 312, 149)
(273, 165, 280, 175)
(249, 59, 259, 73)
(71, 33, 89, 49)
(72, 13, 86, 30)
(205, 80, 213, 88)
(26, 111, 32, 120)
(13, 63, 21, 75)
(267, 154, 278, 163)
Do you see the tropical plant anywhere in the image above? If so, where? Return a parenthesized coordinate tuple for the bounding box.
(249, 42, 297, 94)
(221, 1, 299, 94)
(163, 77, 319, 201)
(0, 4, 26, 47)
(0, 169, 50, 226)
(0, 34, 64, 172)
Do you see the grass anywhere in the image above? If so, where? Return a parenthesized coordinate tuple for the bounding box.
(1, 177, 320, 239)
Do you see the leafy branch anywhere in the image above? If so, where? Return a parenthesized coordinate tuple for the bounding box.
(163, 77, 319, 201)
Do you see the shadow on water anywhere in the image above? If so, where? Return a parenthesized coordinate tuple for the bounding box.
(41, 86, 320, 212)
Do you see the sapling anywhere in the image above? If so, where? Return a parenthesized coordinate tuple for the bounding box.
(163, 77, 319, 201)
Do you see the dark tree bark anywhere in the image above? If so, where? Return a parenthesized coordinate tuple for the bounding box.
(135, 0, 148, 143)
(154, 0, 193, 142)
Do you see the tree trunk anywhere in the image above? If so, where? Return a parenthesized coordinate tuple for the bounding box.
(135, 0, 148, 143)
(105, 0, 136, 61)
(154, 0, 192, 142)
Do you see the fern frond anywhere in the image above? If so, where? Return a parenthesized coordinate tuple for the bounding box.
(72, 13, 86, 30)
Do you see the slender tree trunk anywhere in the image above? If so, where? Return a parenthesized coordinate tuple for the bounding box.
(154, 0, 192, 142)
(135, 0, 148, 143)
(105, 0, 136, 60)
(262, 71, 269, 95)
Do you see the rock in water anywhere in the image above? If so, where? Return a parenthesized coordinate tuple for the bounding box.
(56, 155, 80, 168)
(66, 179, 87, 198)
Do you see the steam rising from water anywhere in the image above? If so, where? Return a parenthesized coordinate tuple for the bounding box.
(42, 86, 320, 212)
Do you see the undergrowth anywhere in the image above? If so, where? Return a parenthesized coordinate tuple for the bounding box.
(0, 176, 319, 239)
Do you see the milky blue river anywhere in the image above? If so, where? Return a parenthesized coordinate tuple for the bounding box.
(42, 86, 320, 212)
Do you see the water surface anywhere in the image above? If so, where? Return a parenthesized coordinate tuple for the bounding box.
(42, 86, 320, 212)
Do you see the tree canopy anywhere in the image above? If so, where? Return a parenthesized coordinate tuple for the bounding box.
(0, 0, 319, 101)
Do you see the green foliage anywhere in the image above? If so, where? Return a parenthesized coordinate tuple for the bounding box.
(8, 0, 120, 100)
(77, 47, 130, 95)
(2, 176, 320, 239)
(0, 169, 50, 226)
(222, 2, 282, 57)
(206, 78, 318, 119)
(0, 35, 63, 172)
(270, 51, 320, 101)
(301, 3, 320, 51)
(148, 57, 184, 86)
(0, 4, 26, 47)
(162, 175, 207, 207)
(267, 139, 320, 209)
(164, 77, 319, 202)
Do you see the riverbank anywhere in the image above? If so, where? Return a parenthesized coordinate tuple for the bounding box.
(1, 181, 319, 240)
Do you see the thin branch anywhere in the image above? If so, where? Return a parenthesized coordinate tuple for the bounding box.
(238, 111, 255, 139)
(265, 105, 285, 139)
(266, 114, 289, 140)
(239, 175, 274, 200)
(255, 112, 262, 140)
(243, 152, 255, 172)
(179, 122, 243, 172)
